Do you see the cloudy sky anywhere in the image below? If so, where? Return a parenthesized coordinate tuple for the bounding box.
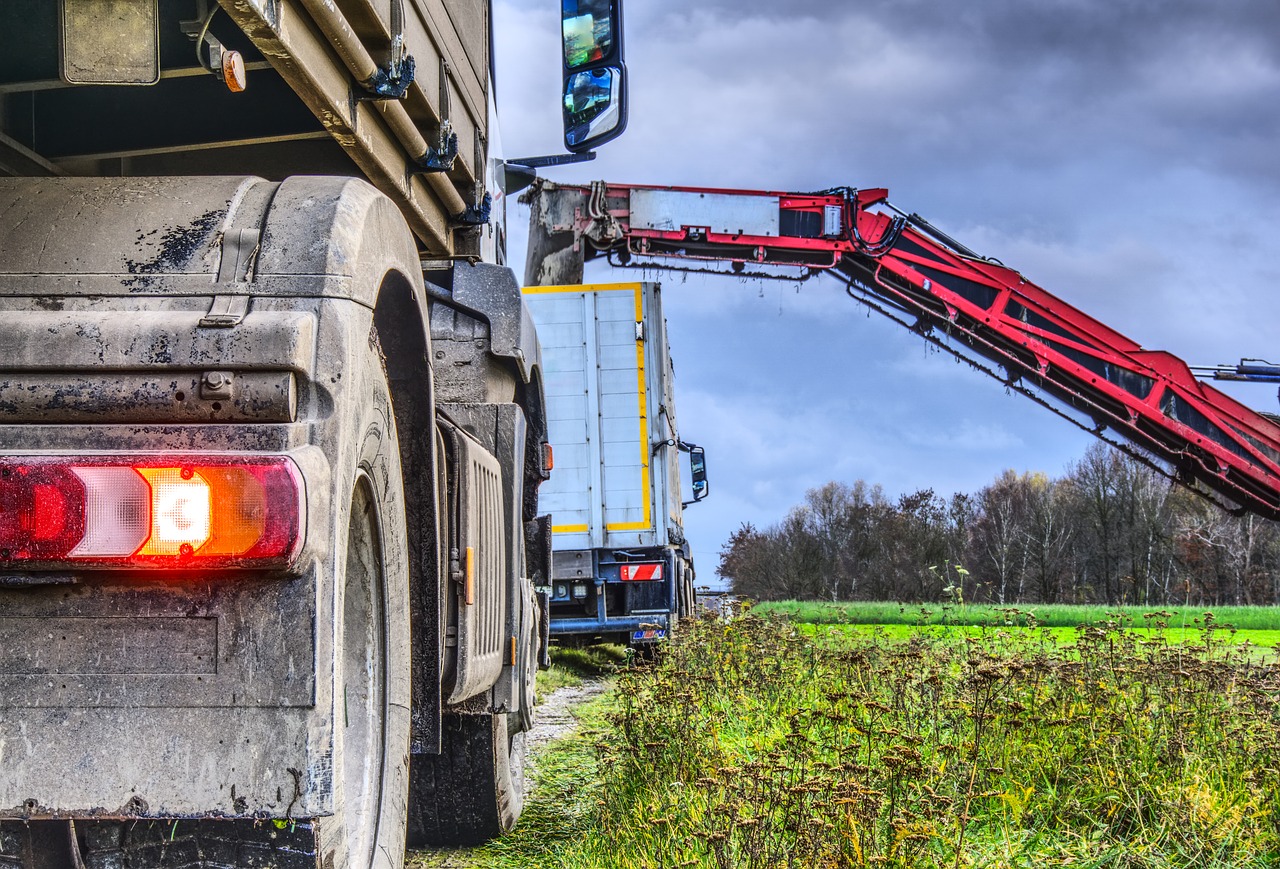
(493, 0, 1280, 586)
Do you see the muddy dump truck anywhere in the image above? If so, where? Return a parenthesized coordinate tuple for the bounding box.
(522, 281, 708, 648)
(0, 1, 628, 866)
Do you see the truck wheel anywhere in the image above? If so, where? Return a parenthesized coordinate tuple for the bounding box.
(406, 712, 525, 846)
(336, 472, 409, 868)
(327, 346, 413, 869)
(674, 560, 688, 623)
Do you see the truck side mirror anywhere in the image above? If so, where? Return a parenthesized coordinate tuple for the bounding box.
(561, 0, 627, 153)
(679, 441, 709, 506)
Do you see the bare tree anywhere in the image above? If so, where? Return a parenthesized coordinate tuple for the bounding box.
(1021, 473, 1076, 603)
(971, 470, 1033, 604)
(801, 482, 858, 601)
(1066, 443, 1127, 604)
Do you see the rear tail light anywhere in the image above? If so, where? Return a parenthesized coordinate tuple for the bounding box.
(0, 456, 304, 569)
(620, 563, 664, 581)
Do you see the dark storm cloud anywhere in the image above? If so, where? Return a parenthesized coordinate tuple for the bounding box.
(660, 0, 1280, 64)
(626, 0, 1280, 195)
(496, 0, 1280, 577)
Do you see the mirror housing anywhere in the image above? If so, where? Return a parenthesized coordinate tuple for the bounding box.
(679, 441, 709, 506)
(561, 0, 627, 153)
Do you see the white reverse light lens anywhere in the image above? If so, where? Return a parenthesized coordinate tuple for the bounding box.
(68, 467, 150, 556)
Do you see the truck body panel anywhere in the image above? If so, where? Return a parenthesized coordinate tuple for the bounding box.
(0, 0, 558, 859)
(523, 281, 695, 642)
(526, 282, 673, 550)
(0, 175, 420, 821)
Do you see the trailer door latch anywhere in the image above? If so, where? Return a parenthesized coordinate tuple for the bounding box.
(200, 295, 249, 328)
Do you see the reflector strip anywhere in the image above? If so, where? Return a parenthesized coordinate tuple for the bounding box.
(620, 563, 663, 581)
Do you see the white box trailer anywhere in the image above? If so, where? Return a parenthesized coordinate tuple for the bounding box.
(523, 281, 708, 644)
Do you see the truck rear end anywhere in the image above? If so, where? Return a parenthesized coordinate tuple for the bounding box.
(0, 0, 633, 863)
(0, 174, 433, 868)
(522, 281, 707, 647)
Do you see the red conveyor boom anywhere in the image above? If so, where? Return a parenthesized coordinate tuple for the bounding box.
(541, 181, 1280, 520)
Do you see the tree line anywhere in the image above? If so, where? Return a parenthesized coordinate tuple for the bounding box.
(717, 442, 1280, 606)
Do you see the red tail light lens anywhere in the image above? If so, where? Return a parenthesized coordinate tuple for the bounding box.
(0, 456, 304, 569)
(0, 464, 86, 559)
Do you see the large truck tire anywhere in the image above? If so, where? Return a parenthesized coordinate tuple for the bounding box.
(336, 477, 408, 868)
(674, 560, 688, 624)
(681, 559, 697, 619)
(327, 345, 413, 869)
(406, 712, 526, 847)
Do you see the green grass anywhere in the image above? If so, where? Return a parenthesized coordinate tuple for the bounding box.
(411, 609, 1280, 867)
(799, 622, 1280, 650)
(756, 599, 1280, 631)
(492, 608, 1280, 868)
(549, 642, 630, 673)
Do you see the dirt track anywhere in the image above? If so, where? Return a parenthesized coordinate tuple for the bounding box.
(407, 678, 611, 867)
(524, 678, 610, 753)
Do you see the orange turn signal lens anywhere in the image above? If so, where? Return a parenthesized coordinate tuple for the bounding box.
(222, 50, 247, 93)
(199, 466, 267, 555)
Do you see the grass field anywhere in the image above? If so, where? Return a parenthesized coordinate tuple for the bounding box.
(755, 599, 1280, 631)
(427, 606, 1280, 868)
(803, 622, 1280, 650)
